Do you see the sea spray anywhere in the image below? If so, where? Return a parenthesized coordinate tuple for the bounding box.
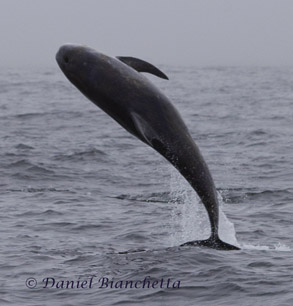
(167, 166, 239, 247)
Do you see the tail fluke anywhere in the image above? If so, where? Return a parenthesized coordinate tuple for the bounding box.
(180, 236, 240, 250)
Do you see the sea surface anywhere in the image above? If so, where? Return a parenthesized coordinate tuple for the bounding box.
(0, 65, 292, 306)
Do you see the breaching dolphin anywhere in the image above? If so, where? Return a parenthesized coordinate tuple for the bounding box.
(56, 44, 239, 250)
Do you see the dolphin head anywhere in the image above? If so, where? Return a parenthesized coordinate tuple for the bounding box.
(56, 44, 114, 103)
(56, 43, 163, 125)
(56, 44, 90, 75)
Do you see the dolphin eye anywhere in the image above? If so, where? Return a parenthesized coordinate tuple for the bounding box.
(64, 56, 69, 64)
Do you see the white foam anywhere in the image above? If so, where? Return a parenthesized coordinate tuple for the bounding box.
(273, 242, 292, 251)
(241, 242, 291, 252)
(241, 244, 270, 251)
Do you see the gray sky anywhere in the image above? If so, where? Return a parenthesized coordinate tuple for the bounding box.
(1, 0, 293, 67)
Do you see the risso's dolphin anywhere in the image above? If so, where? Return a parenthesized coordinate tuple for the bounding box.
(56, 44, 240, 250)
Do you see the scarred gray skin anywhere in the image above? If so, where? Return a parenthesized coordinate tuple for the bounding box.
(56, 44, 239, 250)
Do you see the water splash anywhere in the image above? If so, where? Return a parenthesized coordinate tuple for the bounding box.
(218, 192, 239, 247)
(167, 167, 239, 247)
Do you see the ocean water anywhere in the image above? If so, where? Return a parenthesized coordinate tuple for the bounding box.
(0, 65, 292, 306)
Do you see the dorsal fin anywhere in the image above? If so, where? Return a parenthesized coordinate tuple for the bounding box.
(117, 56, 169, 80)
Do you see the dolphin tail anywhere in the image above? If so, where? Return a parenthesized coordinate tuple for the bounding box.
(180, 236, 240, 251)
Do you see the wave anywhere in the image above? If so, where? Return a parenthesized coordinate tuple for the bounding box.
(112, 191, 174, 204)
(115, 187, 292, 205)
(16, 209, 64, 217)
(218, 187, 292, 204)
(53, 148, 107, 162)
(0, 110, 83, 121)
(5, 187, 74, 193)
(5, 159, 56, 180)
(14, 143, 34, 150)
